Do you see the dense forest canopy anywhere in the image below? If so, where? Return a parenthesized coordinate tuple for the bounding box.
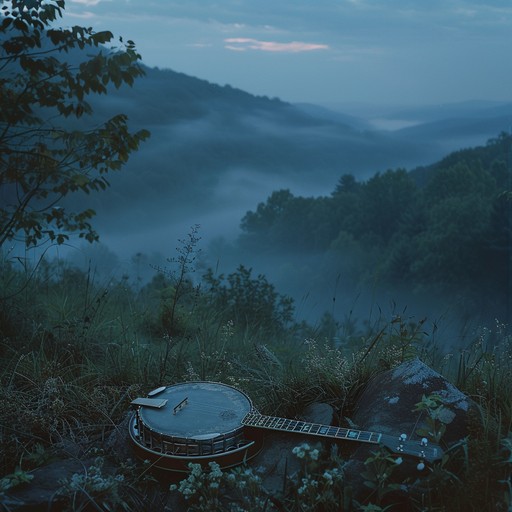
(237, 133, 512, 326)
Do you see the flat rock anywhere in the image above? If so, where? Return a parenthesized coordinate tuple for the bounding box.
(343, 357, 476, 507)
(353, 357, 471, 445)
(2, 458, 94, 512)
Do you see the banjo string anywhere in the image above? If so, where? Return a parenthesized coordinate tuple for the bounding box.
(141, 401, 254, 415)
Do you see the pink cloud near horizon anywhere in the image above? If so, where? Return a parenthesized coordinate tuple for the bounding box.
(224, 38, 329, 53)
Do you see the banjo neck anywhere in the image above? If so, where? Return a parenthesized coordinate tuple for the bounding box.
(242, 411, 443, 463)
(242, 411, 381, 445)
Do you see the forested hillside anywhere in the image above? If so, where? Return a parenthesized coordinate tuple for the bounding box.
(234, 134, 511, 328)
(74, 66, 512, 246)
(80, 65, 426, 229)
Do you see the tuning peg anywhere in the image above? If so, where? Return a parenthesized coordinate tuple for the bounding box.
(396, 433, 407, 452)
(420, 437, 428, 447)
(417, 462, 425, 471)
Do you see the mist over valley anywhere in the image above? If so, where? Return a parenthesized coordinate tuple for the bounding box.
(49, 67, 511, 344)
(70, 67, 510, 242)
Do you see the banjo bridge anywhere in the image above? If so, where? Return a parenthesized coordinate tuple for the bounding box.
(173, 397, 189, 415)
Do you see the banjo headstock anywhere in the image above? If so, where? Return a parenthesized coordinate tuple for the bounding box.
(378, 432, 444, 469)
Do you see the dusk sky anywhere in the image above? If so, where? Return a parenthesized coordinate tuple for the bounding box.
(64, 1, 512, 107)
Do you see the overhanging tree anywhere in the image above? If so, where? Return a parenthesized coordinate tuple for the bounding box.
(0, 0, 150, 248)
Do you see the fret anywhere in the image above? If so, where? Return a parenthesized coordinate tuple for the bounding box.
(274, 417, 286, 429)
(334, 427, 348, 438)
(370, 432, 382, 443)
(282, 419, 293, 431)
(242, 413, 381, 446)
(273, 418, 284, 429)
(287, 420, 298, 431)
(267, 417, 279, 428)
(357, 431, 372, 442)
(347, 430, 361, 440)
(293, 421, 305, 432)
(309, 423, 321, 435)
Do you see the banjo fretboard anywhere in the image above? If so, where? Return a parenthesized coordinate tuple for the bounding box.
(242, 412, 382, 444)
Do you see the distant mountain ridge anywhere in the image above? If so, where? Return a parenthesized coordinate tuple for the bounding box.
(95, 66, 293, 126)
(393, 102, 512, 155)
(72, 65, 512, 247)
(390, 100, 512, 123)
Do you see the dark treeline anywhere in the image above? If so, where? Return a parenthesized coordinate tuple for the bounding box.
(236, 133, 512, 326)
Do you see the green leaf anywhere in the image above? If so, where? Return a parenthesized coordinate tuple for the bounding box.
(0, 1, 147, 248)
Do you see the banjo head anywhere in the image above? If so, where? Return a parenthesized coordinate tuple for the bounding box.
(129, 381, 261, 471)
(139, 381, 252, 438)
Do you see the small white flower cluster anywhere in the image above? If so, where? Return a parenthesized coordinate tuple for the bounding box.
(226, 466, 267, 510)
(226, 374, 250, 389)
(322, 467, 342, 485)
(294, 466, 345, 504)
(302, 338, 351, 383)
(292, 443, 320, 461)
(380, 343, 404, 369)
(43, 377, 60, 396)
(207, 461, 223, 489)
(226, 466, 262, 491)
(61, 457, 124, 495)
(289, 443, 345, 507)
(297, 475, 318, 495)
(170, 461, 223, 500)
(184, 361, 200, 380)
(170, 462, 268, 511)
(221, 319, 235, 341)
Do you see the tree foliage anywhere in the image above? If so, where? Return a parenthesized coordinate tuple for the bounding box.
(203, 265, 294, 333)
(239, 134, 512, 322)
(0, 0, 150, 248)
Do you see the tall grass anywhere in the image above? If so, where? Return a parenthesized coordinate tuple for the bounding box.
(0, 243, 510, 511)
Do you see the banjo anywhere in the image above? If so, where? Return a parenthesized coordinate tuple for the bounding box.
(128, 381, 443, 474)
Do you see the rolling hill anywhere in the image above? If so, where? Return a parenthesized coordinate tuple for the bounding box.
(68, 66, 512, 252)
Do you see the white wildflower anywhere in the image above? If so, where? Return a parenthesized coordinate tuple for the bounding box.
(323, 470, 333, 484)
(292, 443, 310, 459)
(208, 461, 223, 479)
(309, 448, 319, 461)
(189, 463, 202, 477)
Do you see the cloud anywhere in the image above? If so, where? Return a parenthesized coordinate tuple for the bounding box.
(188, 42, 213, 48)
(70, 0, 101, 5)
(224, 38, 329, 53)
(65, 10, 97, 19)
